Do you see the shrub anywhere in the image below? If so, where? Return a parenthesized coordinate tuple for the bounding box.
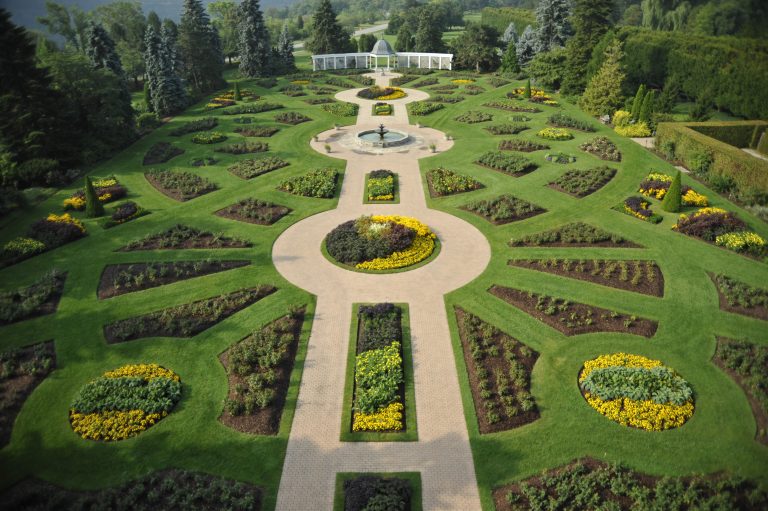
(343, 475, 411, 511)
(580, 136, 622, 161)
(408, 101, 444, 116)
(476, 151, 536, 176)
(84, 176, 104, 218)
(145, 170, 217, 201)
(427, 168, 482, 197)
(169, 117, 217, 136)
(615, 122, 652, 137)
(13, 158, 62, 187)
(537, 128, 573, 140)
(142, 142, 184, 165)
(278, 168, 338, 198)
(660, 171, 682, 212)
(548, 112, 595, 132)
(214, 141, 268, 154)
(135, 112, 160, 134)
(228, 156, 289, 179)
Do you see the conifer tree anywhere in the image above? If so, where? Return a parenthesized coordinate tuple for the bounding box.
(661, 171, 682, 212)
(84, 176, 103, 217)
(639, 90, 655, 123)
(178, 0, 224, 92)
(631, 84, 646, 120)
(524, 78, 532, 98)
(500, 41, 520, 73)
(144, 25, 188, 116)
(233, 81, 241, 101)
(296, 15, 304, 30)
(534, 0, 572, 52)
(579, 39, 626, 116)
(239, 0, 272, 77)
(307, 0, 351, 54)
(516, 25, 538, 67)
(501, 22, 517, 45)
(277, 22, 295, 73)
(85, 22, 124, 77)
(561, 0, 613, 95)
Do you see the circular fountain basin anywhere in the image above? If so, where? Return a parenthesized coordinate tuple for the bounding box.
(357, 129, 410, 148)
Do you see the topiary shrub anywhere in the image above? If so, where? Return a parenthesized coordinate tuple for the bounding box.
(661, 171, 682, 212)
(84, 176, 103, 218)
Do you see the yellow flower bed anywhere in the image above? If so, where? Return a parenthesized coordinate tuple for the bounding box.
(715, 231, 766, 251)
(46, 213, 85, 233)
(70, 409, 167, 441)
(370, 194, 394, 201)
(353, 402, 404, 432)
(451, 79, 475, 84)
(682, 189, 708, 207)
(62, 196, 86, 210)
(103, 363, 180, 381)
(376, 87, 406, 100)
(291, 80, 310, 85)
(579, 353, 694, 431)
(512, 87, 547, 97)
(355, 216, 436, 271)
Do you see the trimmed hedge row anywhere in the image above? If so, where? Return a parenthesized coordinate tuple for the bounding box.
(655, 121, 768, 199)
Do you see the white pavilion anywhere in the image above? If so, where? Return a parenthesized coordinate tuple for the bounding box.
(311, 39, 453, 72)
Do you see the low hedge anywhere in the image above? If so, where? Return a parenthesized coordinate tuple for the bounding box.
(655, 121, 768, 201)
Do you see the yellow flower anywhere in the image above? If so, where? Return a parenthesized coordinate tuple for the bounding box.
(103, 363, 180, 381)
(46, 213, 86, 232)
(353, 402, 404, 432)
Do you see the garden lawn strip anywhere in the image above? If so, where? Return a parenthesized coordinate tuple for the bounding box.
(118, 224, 251, 251)
(0, 342, 55, 447)
(97, 261, 251, 299)
(219, 309, 306, 435)
(710, 274, 768, 321)
(489, 286, 658, 338)
(508, 222, 640, 248)
(103, 286, 276, 343)
(509, 259, 664, 297)
(0, 271, 66, 326)
(454, 308, 539, 434)
(0, 469, 262, 510)
(215, 198, 291, 225)
(492, 458, 767, 511)
(714, 337, 768, 445)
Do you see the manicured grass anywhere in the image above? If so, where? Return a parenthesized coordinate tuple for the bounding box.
(333, 472, 423, 511)
(340, 304, 417, 442)
(416, 73, 768, 510)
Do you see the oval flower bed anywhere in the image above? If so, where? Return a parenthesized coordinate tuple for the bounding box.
(356, 86, 406, 101)
(578, 353, 694, 431)
(325, 215, 436, 271)
(69, 364, 181, 441)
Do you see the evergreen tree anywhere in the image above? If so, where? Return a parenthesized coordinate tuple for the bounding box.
(639, 90, 655, 123)
(178, 0, 224, 93)
(147, 11, 162, 33)
(0, 8, 68, 170)
(84, 176, 103, 218)
(414, 9, 445, 52)
(524, 78, 532, 98)
(561, 0, 613, 95)
(396, 25, 414, 52)
(238, 0, 272, 78)
(143, 81, 151, 110)
(144, 25, 188, 116)
(500, 41, 521, 74)
(501, 22, 517, 45)
(516, 25, 538, 67)
(296, 15, 304, 31)
(357, 33, 377, 53)
(85, 22, 124, 77)
(451, 23, 499, 73)
(661, 171, 682, 212)
(307, 0, 351, 54)
(233, 81, 241, 101)
(631, 84, 646, 120)
(579, 39, 626, 116)
(535, 0, 572, 52)
(277, 22, 295, 73)
(656, 76, 680, 113)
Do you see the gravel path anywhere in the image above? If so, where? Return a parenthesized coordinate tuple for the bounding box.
(274, 73, 488, 510)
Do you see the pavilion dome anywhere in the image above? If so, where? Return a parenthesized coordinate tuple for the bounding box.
(371, 39, 396, 56)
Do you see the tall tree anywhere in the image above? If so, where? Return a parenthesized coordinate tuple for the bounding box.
(560, 0, 613, 95)
(144, 25, 188, 116)
(534, 0, 573, 52)
(516, 25, 538, 67)
(501, 22, 518, 45)
(451, 23, 499, 73)
(630, 84, 647, 120)
(239, 0, 272, 77)
(85, 22, 124, 77)
(146, 11, 162, 32)
(37, 1, 89, 52)
(414, 8, 446, 52)
(578, 39, 626, 116)
(209, 1, 240, 63)
(0, 8, 68, 172)
(178, 0, 224, 93)
(396, 25, 415, 52)
(276, 22, 296, 73)
(92, 1, 147, 87)
(526, 47, 568, 89)
(500, 40, 521, 73)
(306, 0, 352, 54)
(357, 33, 377, 53)
(296, 15, 304, 31)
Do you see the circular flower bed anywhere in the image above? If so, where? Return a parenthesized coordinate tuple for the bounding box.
(325, 215, 436, 271)
(70, 364, 181, 441)
(191, 132, 227, 144)
(578, 353, 694, 431)
(357, 86, 406, 101)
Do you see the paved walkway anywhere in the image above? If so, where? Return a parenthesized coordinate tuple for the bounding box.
(274, 73, 489, 510)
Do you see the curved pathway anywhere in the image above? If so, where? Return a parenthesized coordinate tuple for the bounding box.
(274, 73, 489, 510)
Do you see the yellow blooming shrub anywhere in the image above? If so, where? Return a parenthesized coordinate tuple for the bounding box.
(682, 189, 708, 207)
(579, 353, 694, 432)
(353, 402, 404, 432)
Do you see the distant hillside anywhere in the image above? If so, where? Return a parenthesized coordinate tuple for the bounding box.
(3, 0, 297, 30)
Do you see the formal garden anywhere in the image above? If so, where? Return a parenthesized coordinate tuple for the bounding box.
(1, 0, 768, 509)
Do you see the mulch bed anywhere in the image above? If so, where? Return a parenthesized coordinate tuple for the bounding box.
(144, 174, 216, 202)
(455, 308, 539, 434)
(234, 127, 280, 137)
(714, 336, 768, 445)
(487, 103, 542, 113)
(474, 162, 537, 178)
(461, 206, 545, 226)
(215, 202, 291, 226)
(709, 273, 768, 322)
(489, 285, 658, 338)
(0, 341, 55, 447)
(0, 273, 67, 326)
(97, 261, 250, 299)
(118, 232, 251, 251)
(509, 260, 664, 297)
(426, 175, 483, 199)
(218, 310, 305, 435)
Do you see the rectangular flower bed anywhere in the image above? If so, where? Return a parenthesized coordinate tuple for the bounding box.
(145, 169, 217, 202)
(334, 472, 421, 511)
(365, 170, 397, 203)
(462, 195, 545, 225)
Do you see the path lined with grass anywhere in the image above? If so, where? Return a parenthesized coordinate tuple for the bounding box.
(274, 73, 489, 510)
